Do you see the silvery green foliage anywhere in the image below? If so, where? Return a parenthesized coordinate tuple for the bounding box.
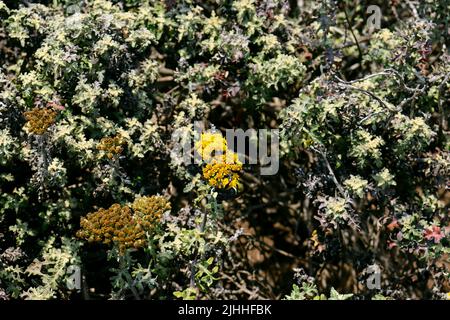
(0, 0, 448, 300)
(21, 237, 80, 300)
(284, 268, 353, 300)
(280, 19, 449, 298)
(0, 128, 19, 165)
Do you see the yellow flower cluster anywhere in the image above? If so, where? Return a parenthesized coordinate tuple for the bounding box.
(195, 132, 242, 189)
(195, 132, 228, 162)
(76, 196, 170, 253)
(97, 134, 125, 159)
(203, 156, 242, 189)
(23, 107, 57, 135)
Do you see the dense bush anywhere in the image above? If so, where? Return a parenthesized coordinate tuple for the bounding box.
(0, 0, 448, 300)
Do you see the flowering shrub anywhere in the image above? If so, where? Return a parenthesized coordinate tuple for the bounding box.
(202, 157, 242, 190)
(76, 195, 170, 253)
(96, 135, 125, 160)
(23, 107, 57, 135)
(196, 132, 242, 189)
(0, 0, 448, 300)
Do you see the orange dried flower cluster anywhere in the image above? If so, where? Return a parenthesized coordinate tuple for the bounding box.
(23, 107, 57, 135)
(77, 204, 145, 253)
(132, 195, 171, 230)
(97, 135, 125, 159)
(77, 196, 170, 253)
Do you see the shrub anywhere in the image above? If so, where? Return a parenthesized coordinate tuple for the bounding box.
(0, 0, 448, 300)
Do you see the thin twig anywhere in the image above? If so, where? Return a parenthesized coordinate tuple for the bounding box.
(405, 0, 420, 19)
(310, 146, 346, 197)
(332, 72, 389, 110)
(221, 273, 266, 299)
(343, 6, 362, 60)
(242, 233, 300, 259)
